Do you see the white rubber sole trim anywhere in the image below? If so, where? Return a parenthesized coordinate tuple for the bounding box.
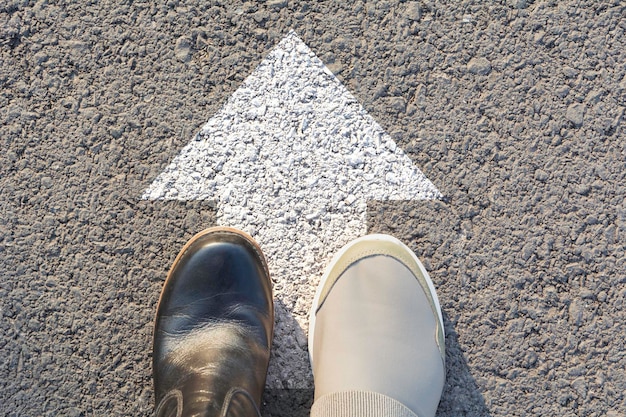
(307, 233, 444, 366)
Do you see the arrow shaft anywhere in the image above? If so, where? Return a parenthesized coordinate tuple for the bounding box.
(218, 201, 367, 389)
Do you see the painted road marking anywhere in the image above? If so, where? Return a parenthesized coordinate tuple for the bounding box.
(142, 31, 441, 386)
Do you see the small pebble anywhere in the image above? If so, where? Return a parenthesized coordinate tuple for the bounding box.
(566, 103, 585, 127)
(467, 57, 492, 75)
(405, 1, 421, 21)
(175, 36, 192, 63)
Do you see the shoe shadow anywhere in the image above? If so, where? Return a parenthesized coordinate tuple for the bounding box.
(262, 298, 314, 417)
(437, 311, 493, 417)
(261, 387, 313, 417)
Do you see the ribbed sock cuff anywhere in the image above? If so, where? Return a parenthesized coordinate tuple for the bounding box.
(310, 391, 419, 417)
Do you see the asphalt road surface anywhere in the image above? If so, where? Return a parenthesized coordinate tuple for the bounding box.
(1, 1, 625, 416)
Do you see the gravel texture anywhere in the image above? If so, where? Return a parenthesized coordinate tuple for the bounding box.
(1, 1, 625, 416)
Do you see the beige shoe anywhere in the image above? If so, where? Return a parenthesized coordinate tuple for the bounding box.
(308, 234, 445, 417)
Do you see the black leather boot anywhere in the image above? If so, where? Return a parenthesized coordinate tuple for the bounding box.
(153, 227, 274, 417)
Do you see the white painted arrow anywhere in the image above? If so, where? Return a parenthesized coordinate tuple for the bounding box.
(143, 31, 441, 388)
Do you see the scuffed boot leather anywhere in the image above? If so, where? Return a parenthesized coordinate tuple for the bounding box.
(153, 227, 273, 417)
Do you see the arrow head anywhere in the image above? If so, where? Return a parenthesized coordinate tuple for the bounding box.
(142, 31, 441, 205)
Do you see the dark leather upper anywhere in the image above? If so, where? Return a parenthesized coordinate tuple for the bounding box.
(153, 229, 273, 417)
